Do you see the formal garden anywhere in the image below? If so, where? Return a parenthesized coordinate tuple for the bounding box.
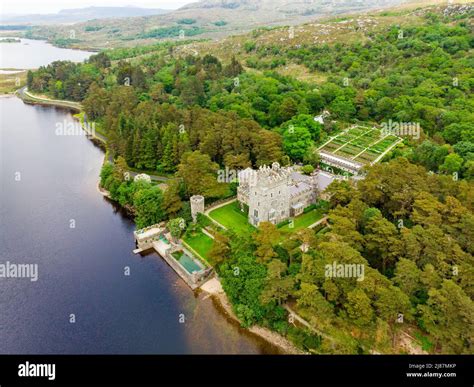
(319, 125, 401, 165)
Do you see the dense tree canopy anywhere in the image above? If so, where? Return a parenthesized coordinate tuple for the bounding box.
(28, 6, 474, 354)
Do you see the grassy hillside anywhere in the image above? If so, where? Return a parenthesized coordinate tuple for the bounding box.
(21, 0, 420, 50)
(0, 70, 26, 94)
(171, 1, 473, 81)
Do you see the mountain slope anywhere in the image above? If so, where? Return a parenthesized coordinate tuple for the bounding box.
(20, 0, 415, 49)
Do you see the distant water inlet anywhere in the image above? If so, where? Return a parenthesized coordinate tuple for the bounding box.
(0, 38, 94, 69)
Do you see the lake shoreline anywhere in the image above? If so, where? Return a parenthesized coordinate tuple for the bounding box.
(0, 37, 94, 70)
(211, 291, 306, 355)
(2, 39, 298, 353)
(12, 75, 304, 355)
(15, 87, 82, 111)
(22, 36, 101, 53)
(97, 171, 302, 355)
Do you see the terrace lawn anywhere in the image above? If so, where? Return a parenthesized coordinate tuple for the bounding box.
(279, 209, 326, 236)
(208, 201, 256, 235)
(182, 231, 214, 262)
(208, 202, 326, 242)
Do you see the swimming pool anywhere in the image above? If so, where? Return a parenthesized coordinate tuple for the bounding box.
(171, 251, 203, 274)
(159, 235, 170, 245)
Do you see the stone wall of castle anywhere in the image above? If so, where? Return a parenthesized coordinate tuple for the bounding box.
(238, 162, 322, 226)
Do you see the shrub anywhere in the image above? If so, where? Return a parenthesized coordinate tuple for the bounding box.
(177, 18, 196, 25)
(213, 20, 227, 27)
(303, 204, 317, 213)
(301, 164, 315, 175)
(197, 212, 212, 228)
(244, 41, 256, 53)
(168, 218, 186, 240)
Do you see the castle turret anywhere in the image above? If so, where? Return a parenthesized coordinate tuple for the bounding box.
(190, 195, 205, 223)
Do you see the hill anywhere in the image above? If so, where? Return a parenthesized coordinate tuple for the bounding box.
(19, 0, 415, 50)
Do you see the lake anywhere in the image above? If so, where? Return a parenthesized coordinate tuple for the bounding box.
(0, 38, 95, 69)
(0, 42, 279, 354)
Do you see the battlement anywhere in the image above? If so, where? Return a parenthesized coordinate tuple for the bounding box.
(254, 162, 290, 186)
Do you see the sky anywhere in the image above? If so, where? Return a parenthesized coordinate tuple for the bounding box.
(1, 0, 193, 15)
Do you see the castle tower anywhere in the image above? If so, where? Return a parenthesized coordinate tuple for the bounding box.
(190, 195, 205, 223)
(247, 163, 291, 227)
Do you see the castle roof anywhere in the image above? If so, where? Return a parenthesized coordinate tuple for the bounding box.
(289, 182, 312, 197)
(290, 171, 311, 183)
(314, 171, 336, 192)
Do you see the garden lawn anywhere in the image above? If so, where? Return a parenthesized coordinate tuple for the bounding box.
(208, 201, 256, 236)
(279, 209, 325, 236)
(182, 231, 214, 262)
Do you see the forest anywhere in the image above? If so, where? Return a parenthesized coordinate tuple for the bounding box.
(26, 6, 474, 353)
(216, 158, 473, 353)
(28, 11, 473, 177)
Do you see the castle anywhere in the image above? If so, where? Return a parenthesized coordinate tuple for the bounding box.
(237, 162, 336, 226)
